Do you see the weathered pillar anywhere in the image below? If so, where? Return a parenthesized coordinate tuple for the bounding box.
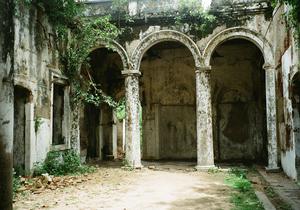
(0, 0, 14, 208)
(0, 79, 14, 210)
(263, 64, 279, 171)
(112, 112, 118, 159)
(195, 66, 215, 170)
(122, 70, 142, 168)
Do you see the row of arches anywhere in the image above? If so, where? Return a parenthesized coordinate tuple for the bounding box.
(80, 27, 278, 169)
(97, 27, 275, 72)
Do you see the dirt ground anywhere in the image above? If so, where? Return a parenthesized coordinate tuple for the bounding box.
(14, 162, 233, 210)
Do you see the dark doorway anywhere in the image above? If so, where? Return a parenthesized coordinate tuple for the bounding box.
(211, 39, 267, 164)
(13, 86, 31, 175)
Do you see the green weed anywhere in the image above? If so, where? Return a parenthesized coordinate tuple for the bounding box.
(33, 150, 95, 176)
(225, 167, 263, 210)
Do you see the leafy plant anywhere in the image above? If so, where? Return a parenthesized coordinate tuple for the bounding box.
(18, 0, 123, 108)
(225, 167, 263, 210)
(13, 172, 21, 198)
(115, 98, 126, 120)
(33, 150, 95, 176)
(34, 116, 43, 133)
(272, 0, 300, 42)
(175, 0, 217, 36)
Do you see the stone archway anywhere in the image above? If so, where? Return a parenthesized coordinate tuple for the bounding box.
(79, 41, 129, 162)
(92, 40, 130, 71)
(125, 30, 214, 169)
(203, 27, 278, 170)
(203, 27, 274, 67)
(131, 30, 202, 70)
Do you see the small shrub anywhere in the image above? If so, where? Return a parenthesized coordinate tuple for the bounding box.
(13, 172, 21, 198)
(33, 150, 95, 176)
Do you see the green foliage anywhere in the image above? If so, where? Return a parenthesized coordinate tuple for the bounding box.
(34, 116, 43, 133)
(175, 0, 250, 38)
(225, 167, 263, 210)
(273, 0, 300, 42)
(175, 0, 217, 37)
(59, 14, 121, 106)
(33, 150, 95, 176)
(21, 0, 122, 107)
(115, 98, 126, 120)
(13, 172, 21, 198)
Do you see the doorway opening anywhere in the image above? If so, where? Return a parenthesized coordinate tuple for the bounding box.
(13, 86, 31, 175)
(140, 41, 197, 161)
(80, 48, 125, 162)
(210, 39, 267, 164)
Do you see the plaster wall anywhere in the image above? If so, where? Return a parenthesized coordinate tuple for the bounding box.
(280, 46, 297, 179)
(211, 40, 267, 162)
(140, 43, 197, 160)
(12, 4, 70, 171)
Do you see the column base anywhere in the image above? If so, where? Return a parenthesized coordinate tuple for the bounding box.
(265, 166, 280, 173)
(195, 165, 217, 171)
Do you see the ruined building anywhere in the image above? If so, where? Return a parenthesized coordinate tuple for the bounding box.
(0, 0, 299, 190)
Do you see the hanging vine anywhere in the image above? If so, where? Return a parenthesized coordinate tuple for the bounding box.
(17, 0, 125, 110)
(272, 0, 300, 42)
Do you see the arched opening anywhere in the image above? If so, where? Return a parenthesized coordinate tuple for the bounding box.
(13, 86, 31, 175)
(140, 41, 197, 161)
(291, 72, 300, 180)
(79, 48, 125, 162)
(210, 39, 267, 164)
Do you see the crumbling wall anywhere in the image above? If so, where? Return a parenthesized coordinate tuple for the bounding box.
(13, 3, 67, 170)
(0, 0, 15, 206)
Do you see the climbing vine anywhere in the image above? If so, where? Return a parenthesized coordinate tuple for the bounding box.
(272, 0, 300, 42)
(17, 0, 125, 110)
(174, 0, 252, 38)
(175, 0, 217, 37)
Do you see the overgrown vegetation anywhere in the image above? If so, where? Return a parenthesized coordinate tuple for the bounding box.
(225, 168, 263, 210)
(17, 0, 123, 109)
(13, 172, 21, 198)
(175, 0, 216, 37)
(33, 150, 95, 176)
(272, 0, 300, 42)
(174, 0, 255, 38)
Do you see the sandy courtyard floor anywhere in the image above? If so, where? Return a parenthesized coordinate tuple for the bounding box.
(14, 162, 233, 210)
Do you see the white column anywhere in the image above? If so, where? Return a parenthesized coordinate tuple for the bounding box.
(25, 100, 36, 175)
(263, 64, 279, 171)
(122, 119, 126, 152)
(112, 112, 118, 159)
(122, 70, 142, 168)
(98, 109, 104, 160)
(195, 66, 215, 170)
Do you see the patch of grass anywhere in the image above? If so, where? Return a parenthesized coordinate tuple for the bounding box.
(225, 167, 263, 210)
(33, 150, 95, 176)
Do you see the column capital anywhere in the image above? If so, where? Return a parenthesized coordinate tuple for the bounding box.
(122, 70, 141, 76)
(263, 63, 275, 71)
(195, 66, 212, 74)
